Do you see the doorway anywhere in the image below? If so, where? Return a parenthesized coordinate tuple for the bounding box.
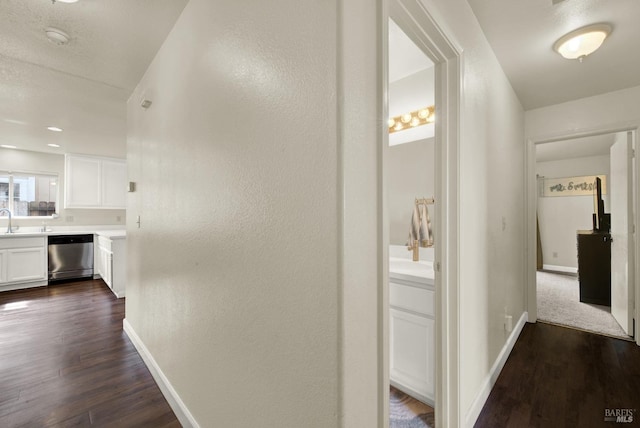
(386, 16, 436, 425)
(528, 129, 638, 343)
(385, 1, 462, 426)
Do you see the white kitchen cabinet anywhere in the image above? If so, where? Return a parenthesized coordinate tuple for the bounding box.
(0, 237, 47, 290)
(101, 160, 127, 208)
(389, 280, 435, 405)
(96, 234, 126, 298)
(65, 154, 127, 209)
(0, 250, 6, 283)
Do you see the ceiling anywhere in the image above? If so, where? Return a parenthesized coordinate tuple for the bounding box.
(0, 0, 188, 157)
(389, 19, 433, 83)
(466, 0, 640, 162)
(467, 0, 640, 111)
(1, 0, 636, 162)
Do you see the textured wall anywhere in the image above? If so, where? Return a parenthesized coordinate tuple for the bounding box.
(125, 0, 532, 425)
(418, 0, 526, 423)
(126, 0, 347, 426)
(526, 85, 640, 139)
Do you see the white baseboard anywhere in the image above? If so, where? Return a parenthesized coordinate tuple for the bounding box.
(0, 280, 47, 292)
(464, 311, 528, 428)
(123, 319, 199, 428)
(542, 264, 578, 274)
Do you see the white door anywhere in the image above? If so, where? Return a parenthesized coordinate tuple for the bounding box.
(610, 131, 634, 335)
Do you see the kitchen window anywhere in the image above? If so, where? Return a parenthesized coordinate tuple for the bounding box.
(0, 171, 58, 218)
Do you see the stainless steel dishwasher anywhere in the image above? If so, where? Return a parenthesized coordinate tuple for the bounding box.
(48, 234, 94, 282)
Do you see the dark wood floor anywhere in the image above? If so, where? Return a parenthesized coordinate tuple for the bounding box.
(475, 322, 640, 428)
(0, 280, 180, 428)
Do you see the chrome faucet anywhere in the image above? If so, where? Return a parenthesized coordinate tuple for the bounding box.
(0, 208, 12, 233)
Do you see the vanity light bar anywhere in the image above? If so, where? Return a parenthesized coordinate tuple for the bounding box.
(388, 106, 435, 134)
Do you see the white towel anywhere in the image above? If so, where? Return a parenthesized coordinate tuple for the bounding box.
(407, 202, 433, 249)
(419, 203, 432, 247)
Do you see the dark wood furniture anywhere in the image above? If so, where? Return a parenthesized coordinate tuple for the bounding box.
(576, 230, 611, 306)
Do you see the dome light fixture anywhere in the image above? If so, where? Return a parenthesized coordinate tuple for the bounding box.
(47, 126, 63, 132)
(45, 27, 70, 45)
(553, 23, 612, 62)
(51, 0, 79, 3)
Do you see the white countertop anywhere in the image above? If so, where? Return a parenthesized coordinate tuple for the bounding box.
(389, 257, 434, 285)
(95, 230, 126, 239)
(0, 227, 126, 239)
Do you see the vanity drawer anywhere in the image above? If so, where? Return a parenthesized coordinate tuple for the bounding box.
(390, 281, 434, 317)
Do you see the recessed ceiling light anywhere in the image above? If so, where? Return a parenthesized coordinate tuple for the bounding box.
(47, 126, 63, 132)
(48, 143, 61, 148)
(1, 145, 17, 149)
(52, 0, 79, 3)
(45, 27, 70, 45)
(3, 118, 28, 125)
(553, 23, 612, 62)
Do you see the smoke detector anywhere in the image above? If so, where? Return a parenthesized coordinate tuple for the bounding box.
(45, 27, 70, 45)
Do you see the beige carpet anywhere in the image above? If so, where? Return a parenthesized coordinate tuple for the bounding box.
(536, 271, 630, 340)
(389, 387, 434, 428)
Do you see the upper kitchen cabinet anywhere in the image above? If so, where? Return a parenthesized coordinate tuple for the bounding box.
(65, 154, 127, 209)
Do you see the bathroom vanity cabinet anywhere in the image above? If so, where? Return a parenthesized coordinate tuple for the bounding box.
(389, 258, 435, 405)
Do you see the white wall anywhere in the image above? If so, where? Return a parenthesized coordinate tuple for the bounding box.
(536, 155, 610, 270)
(126, 0, 382, 426)
(0, 148, 125, 227)
(403, 0, 527, 424)
(389, 68, 435, 145)
(387, 138, 435, 245)
(124, 0, 527, 425)
(526, 85, 640, 139)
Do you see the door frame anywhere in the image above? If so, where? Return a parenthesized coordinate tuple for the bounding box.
(525, 125, 640, 346)
(386, 1, 462, 425)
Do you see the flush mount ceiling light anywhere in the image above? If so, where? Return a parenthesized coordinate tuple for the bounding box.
(45, 27, 70, 45)
(48, 143, 61, 148)
(553, 23, 612, 62)
(1, 144, 17, 149)
(47, 126, 63, 132)
(51, 0, 79, 3)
